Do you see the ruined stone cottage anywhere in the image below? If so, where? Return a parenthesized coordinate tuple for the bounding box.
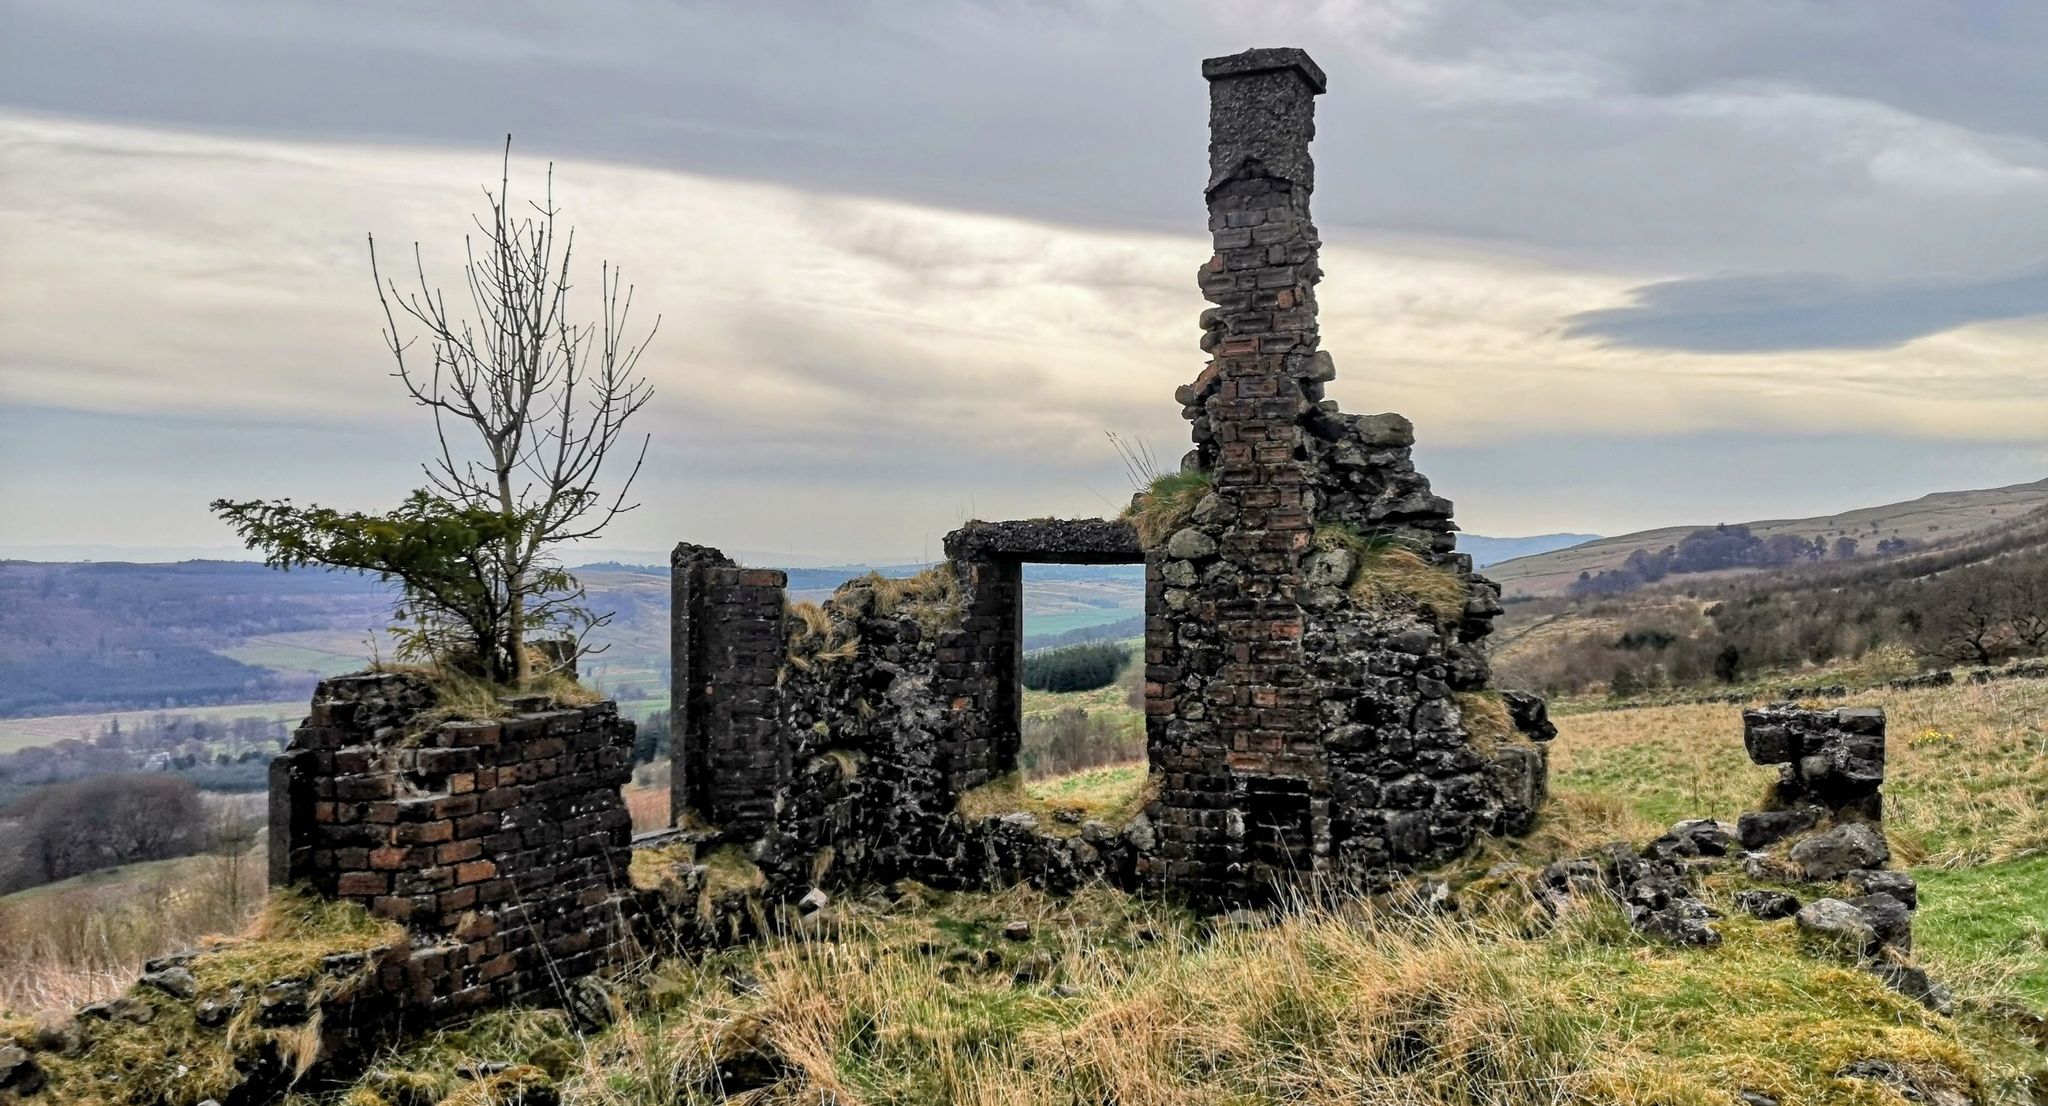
(662, 47, 1553, 907)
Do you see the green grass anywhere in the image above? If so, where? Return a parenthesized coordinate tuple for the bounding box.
(1915, 856, 2048, 1006)
(218, 640, 370, 679)
(291, 881, 2043, 1106)
(1020, 681, 1135, 719)
(1022, 607, 1144, 638)
(957, 764, 1149, 834)
(0, 699, 308, 754)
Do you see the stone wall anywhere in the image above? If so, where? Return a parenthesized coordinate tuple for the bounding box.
(670, 544, 789, 837)
(270, 672, 636, 1017)
(641, 48, 1550, 911)
(1140, 47, 1544, 902)
(1737, 704, 1887, 852)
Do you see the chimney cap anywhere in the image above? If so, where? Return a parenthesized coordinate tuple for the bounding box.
(1201, 47, 1326, 94)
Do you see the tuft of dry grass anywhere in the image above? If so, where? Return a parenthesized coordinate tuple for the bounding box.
(1314, 523, 1471, 623)
(1123, 470, 1213, 549)
(370, 663, 604, 739)
(1454, 690, 1518, 749)
(0, 847, 267, 1017)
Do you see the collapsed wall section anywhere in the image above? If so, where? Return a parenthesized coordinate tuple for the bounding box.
(269, 672, 636, 1015)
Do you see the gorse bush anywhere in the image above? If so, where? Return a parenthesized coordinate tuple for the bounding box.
(1021, 642, 1129, 693)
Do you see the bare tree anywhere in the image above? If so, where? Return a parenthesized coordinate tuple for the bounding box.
(2008, 570, 2048, 654)
(1924, 579, 2006, 667)
(369, 137, 657, 683)
(206, 807, 263, 924)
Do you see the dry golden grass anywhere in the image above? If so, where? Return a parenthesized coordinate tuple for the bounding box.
(956, 764, 1151, 836)
(1123, 471, 1213, 549)
(0, 847, 266, 1017)
(322, 882, 2042, 1106)
(1550, 678, 2048, 867)
(624, 784, 670, 834)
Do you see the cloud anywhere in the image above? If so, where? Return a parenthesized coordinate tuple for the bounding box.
(5, 0, 2048, 282)
(1561, 269, 2048, 353)
(0, 110, 2039, 561)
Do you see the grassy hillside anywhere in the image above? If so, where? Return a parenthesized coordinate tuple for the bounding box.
(0, 847, 265, 1015)
(1491, 502, 2048, 699)
(1488, 478, 2048, 597)
(286, 672, 2048, 1104)
(13, 676, 2048, 1102)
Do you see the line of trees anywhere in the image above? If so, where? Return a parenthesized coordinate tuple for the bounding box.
(1021, 643, 1130, 694)
(1570, 523, 1915, 597)
(1498, 512, 2048, 698)
(0, 775, 220, 893)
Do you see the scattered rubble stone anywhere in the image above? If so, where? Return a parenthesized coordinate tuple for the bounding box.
(1737, 806, 1826, 851)
(139, 965, 197, 999)
(1869, 963, 1954, 1016)
(1734, 890, 1801, 921)
(1850, 893, 1914, 954)
(1846, 868, 1918, 910)
(1795, 898, 1878, 953)
(1789, 823, 1891, 882)
(1001, 921, 1032, 941)
(1538, 842, 1720, 946)
(0, 1046, 45, 1098)
(1834, 1058, 1972, 1106)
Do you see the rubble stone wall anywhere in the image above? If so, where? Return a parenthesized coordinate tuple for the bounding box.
(1141, 47, 1544, 902)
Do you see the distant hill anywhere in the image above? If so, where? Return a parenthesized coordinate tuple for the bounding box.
(1485, 478, 2048, 597)
(0, 558, 1146, 724)
(1456, 533, 1599, 569)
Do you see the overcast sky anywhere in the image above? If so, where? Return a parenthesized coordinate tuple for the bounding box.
(2, 0, 2045, 565)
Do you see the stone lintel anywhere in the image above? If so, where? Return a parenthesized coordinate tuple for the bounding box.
(943, 518, 1144, 564)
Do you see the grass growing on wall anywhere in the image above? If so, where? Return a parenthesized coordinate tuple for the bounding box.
(1313, 523, 1470, 622)
(1123, 470, 1213, 549)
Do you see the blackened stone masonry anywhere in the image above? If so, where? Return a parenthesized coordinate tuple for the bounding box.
(1143, 48, 1544, 901)
(649, 46, 1549, 909)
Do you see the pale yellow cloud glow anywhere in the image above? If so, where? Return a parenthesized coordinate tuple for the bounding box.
(2, 111, 2044, 556)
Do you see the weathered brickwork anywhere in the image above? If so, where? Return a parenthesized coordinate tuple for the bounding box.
(644, 49, 1548, 909)
(269, 672, 636, 1016)
(670, 544, 789, 838)
(1136, 48, 1543, 901)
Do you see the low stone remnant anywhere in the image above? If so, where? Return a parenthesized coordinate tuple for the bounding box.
(1536, 828, 1724, 947)
(270, 672, 638, 1015)
(1736, 703, 1891, 892)
(1788, 822, 1891, 881)
(1834, 1058, 1973, 1106)
(1734, 889, 1800, 920)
